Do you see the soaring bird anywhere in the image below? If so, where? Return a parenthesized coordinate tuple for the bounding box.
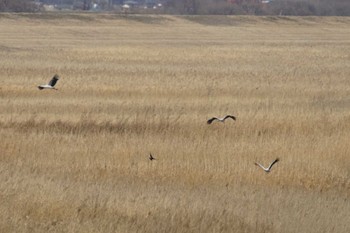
(254, 158, 279, 173)
(207, 115, 236, 124)
(149, 153, 155, 161)
(38, 74, 59, 90)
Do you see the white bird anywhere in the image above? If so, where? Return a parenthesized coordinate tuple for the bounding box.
(254, 158, 279, 173)
(38, 74, 59, 90)
(207, 115, 236, 124)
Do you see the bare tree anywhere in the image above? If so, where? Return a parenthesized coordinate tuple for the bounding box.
(83, 0, 91, 10)
(0, 0, 40, 12)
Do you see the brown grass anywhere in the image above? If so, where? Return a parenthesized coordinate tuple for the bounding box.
(0, 13, 349, 233)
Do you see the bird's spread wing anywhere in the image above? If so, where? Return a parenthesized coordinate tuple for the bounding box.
(268, 159, 279, 170)
(48, 75, 59, 87)
(224, 115, 236, 121)
(207, 117, 217, 124)
(149, 154, 155, 160)
(254, 162, 266, 170)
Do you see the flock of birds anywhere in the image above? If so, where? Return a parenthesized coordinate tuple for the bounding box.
(38, 75, 280, 173)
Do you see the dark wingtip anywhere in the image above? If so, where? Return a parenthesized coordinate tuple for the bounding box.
(207, 118, 214, 124)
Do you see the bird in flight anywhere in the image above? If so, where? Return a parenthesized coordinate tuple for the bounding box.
(149, 153, 155, 161)
(254, 158, 279, 173)
(207, 115, 236, 124)
(38, 74, 59, 90)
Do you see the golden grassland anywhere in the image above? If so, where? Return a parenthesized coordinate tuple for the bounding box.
(0, 13, 349, 232)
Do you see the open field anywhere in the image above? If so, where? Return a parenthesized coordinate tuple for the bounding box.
(0, 13, 349, 232)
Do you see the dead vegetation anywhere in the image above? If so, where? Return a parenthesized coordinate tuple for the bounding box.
(0, 14, 349, 233)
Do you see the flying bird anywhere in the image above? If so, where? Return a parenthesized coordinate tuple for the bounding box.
(207, 115, 236, 124)
(149, 153, 155, 161)
(38, 74, 59, 90)
(254, 158, 279, 173)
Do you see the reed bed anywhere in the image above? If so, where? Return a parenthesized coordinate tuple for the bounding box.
(0, 14, 349, 233)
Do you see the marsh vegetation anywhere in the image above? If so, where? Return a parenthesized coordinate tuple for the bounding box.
(0, 14, 349, 233)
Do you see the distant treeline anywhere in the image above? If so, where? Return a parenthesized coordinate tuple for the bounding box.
(0, 0, 349, 16)
(191, 0, 350, 16)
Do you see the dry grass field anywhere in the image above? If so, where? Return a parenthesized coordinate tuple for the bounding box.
(0, 13, 349, 233)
